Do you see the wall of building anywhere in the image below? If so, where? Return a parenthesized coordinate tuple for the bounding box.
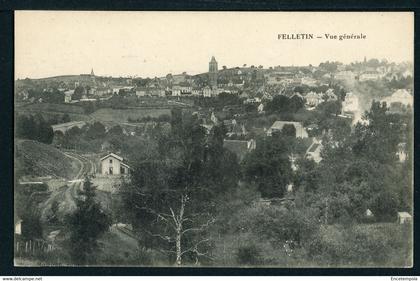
(101, 156, 122, 175)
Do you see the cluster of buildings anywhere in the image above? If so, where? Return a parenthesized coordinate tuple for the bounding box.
(16, 56, 413, 110)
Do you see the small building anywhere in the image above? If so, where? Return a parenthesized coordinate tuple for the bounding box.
(359, 71, 381, 82)
(135, 88, 147, 97)
(100, 153, 130, 175)
(342, 92, 359, 113)
(64, 90, 74, 103)
(15, 218, 22, 235)
(397, 212, 412, 224)
(306, 139, 323, 163)
(381, 89, 413, 108)
(334, 71, 356, 82)
(365, 209, 374, 218)
(396, 142, 408, 163)
(286, 183, 293, 193)
(203, 86, 211, 97)
(304, 91, 323, 107)
(257, 103, 265, 113)
(171, 86, 182, 97)
(267, 121, 308, 138)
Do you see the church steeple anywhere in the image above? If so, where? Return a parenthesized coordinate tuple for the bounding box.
(209, 56, 218, 88)
(91, 68, 95, 76)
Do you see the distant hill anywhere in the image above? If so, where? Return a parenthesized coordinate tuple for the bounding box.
(15, 139, 81, 179)
(17, 74, 89, 83)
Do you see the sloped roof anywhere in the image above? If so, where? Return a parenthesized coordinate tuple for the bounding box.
(271, 121, 304, 131)
(120, 162, 130, 168)
(397, 212, 412, 218)
(100, 153, 123, 162)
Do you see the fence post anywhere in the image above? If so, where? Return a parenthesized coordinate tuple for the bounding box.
(25, 242, 28, 253)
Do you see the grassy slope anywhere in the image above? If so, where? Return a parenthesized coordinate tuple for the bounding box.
(15, 139, 81, 179)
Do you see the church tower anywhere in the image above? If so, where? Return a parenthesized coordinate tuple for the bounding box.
(90, 68, 96, 85)
(209, 56, 218, 89)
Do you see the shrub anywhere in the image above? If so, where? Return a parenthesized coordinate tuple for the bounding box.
(236, 244, 262, 266)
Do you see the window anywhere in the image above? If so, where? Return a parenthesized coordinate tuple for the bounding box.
(109, 159, 113, 163)
(120, 167, 125, 174)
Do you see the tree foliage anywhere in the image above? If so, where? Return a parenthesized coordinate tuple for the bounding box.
(65, 177, 111, 265)
(121, 111, 240, 265)
(242, 136, 292, 198)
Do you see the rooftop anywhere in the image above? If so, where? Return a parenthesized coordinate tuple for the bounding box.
(271, 121, 303, 130)
(397, 212, 412, 218)
(100, 152, 124, 162)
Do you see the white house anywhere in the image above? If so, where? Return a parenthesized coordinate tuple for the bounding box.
(396, 142, 408, 163)
(171, 86, 182, 96)
(15, 219, 22, 235)
(100, 153, 130, 176)
(202, 86, 211, 97)
(359, 71, 381, 82)
(135, 88, 147, 97)
(305, 91, 323, 107)
(64, 90, 74, 103)
(335, 71, 356, 82)
(381, 89, 413, 108)
(342, 92, 359, 113)
(306, 139, 323, 163)
(397, 212, 412, 224)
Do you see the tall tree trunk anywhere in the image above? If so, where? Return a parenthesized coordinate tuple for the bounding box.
(175, 194, 186, 266)
(175, 226, 182, 266)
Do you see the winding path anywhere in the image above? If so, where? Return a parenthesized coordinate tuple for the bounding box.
(40, 150, 96, 220)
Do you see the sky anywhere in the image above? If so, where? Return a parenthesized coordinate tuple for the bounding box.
(15, 11, 413, 79)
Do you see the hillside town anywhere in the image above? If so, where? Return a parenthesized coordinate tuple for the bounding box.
(14, 56, 413, 267)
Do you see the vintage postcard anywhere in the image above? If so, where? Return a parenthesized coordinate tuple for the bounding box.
(14, 11, 413, 267)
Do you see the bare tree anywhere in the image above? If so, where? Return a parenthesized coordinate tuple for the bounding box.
(130, 187, 215, 265)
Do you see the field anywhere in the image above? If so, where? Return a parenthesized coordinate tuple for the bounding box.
(16, 103, 86, 114)
(90, 108, 171, 123)
(15, 103, 90, 121)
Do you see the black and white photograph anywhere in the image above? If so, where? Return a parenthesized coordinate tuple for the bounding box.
(13, 11, 413, 267)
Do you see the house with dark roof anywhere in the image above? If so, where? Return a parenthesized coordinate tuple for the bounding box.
(267, 121, 308, 138)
